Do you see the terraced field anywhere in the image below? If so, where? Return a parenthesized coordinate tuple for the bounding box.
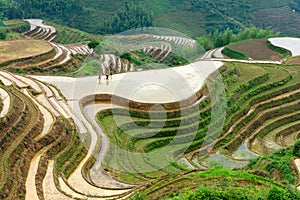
(0, 20, 97, 77)
(130, 168, 297, 200)
(0, 72, 88, 199)
(95, 62, 300, 180)
(227, 38, 286, 60)
(1, 20, 300, 199)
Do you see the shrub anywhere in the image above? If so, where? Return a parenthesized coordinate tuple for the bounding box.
(222, 47, 249, 60)
(293, 140, 300, 157)
(267, 187, 289, 200)
(0, 27, 7, 40)
(88, 40, 100, 49)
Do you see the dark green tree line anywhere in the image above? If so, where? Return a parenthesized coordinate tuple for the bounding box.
(101, 2, 154, 34)
(196, 26, 280, 50)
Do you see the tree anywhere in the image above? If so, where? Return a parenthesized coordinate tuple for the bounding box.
(0, 27, 7, 40)
(88, 40, 100, 49)
(293, 140, 300, 157)
(267, 187, 289, 200)
(102, 2, 154, 34)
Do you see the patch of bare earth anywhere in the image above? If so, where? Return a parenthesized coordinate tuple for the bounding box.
(228, 39, 284, 61)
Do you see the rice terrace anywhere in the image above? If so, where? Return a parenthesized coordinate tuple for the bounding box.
(1, 1, 300, 199)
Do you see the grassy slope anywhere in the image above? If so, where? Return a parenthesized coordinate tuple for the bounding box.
(221, 47, 249, 59)
(97, 61, 300, 190)
(46, 21, 102, 44)
(246, 145, 298, 185)
(7, 0, 297, 37)
(130, 168, 300, 200)
(248, 0, 291, 10)
(0, 40, 53, 63)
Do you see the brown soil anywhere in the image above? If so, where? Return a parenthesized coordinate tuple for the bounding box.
(0, 40, 53, 64)
(228, 39, 284, 61)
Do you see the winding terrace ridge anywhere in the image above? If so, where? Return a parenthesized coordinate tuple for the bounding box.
(1, 33, 300, 198)
(32, 60, 223, 197)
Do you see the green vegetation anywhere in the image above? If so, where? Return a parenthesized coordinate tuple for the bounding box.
(0, 0, 298, 36)
(0, 20, 29, 40)
(290, 0, 300, 12)
(0, 27, 6, 39)
(47, 22, 101, 44)
(1, 2, 300, 198)
(120, 51, 189, 69)
(246, 141, 300, 185)
(101, 2, 154, 34)
(266, 41, 292, 58)
(196, 26, 279, 50)
(190, 0, 251, 25)
(130, 168, 300, 200)
(87, 40, 100, 49)
(293, 140, 300, 157)
(97, 61, 300, 189)
(222, 47, 249, 59)
(164, 186, 296, 200)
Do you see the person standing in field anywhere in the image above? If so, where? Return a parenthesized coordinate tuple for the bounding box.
(110, 70, 113, 80)
(106, 71, 109, 80)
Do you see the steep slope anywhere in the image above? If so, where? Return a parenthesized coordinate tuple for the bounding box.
(2, 0, 300, 36)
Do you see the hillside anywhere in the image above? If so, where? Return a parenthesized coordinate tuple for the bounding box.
(130, 168, 300, 200)
(1, 12, 300, 200)
(2, 0, 300, 36)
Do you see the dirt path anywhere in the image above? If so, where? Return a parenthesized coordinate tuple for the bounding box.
(0, 88, 10, 118)
(37, 81, 53, 97)
(210, 58, 282, 64)
(178, 158, 195, 170)
(213, 47, 224, 58)
(200, 49, 216, 59)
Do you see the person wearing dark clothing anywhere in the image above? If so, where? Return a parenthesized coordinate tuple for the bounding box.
(106, 71, 109, 80)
